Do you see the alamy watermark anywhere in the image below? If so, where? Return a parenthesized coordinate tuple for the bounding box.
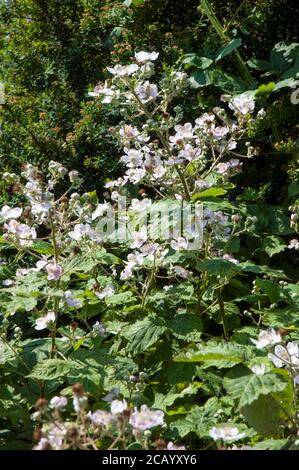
(94, 199, 204, 250)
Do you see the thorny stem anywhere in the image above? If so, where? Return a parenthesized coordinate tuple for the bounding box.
(129, 84, 191, 201)
(217, 287, 230, 340)
(200, 0, 254, 85)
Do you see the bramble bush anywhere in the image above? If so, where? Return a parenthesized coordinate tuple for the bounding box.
(0, 47, 299, 450)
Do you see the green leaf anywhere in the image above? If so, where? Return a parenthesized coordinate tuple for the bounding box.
(169, 398, 219, 438)
(196, 258, 241, 277)
(31, 240, 53, 255)
(223, 365, 288, 408)
(168, 314, 202, 341)
(252, 438, 289, 450)
(255, 278, 287, 303)
(175, 342, 251, 368)
(182, 54, 213, 69)
(123, 316, 168, 355)
(192, 188, 227, 200)
(255, 82, 275, 95)
(105, 291, 136, 306)
(215, 38, 242, 62)
(262, 235, 286, 257)
(153, 384, 200, 412)
(288, 180, 299, 197)
(28, 359, 75, 380)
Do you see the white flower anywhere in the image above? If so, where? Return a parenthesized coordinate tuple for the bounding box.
(223, 254, 239, 264)
(167, 442, 186, 450)
(229, 94, 255, 115)
(268, 342, 299, 368)
(173, 265, 191, 279)
(35, 311, 56, 331)
(64, 291, 83, 308)
(92, 203, 111, 220)
(135, 51, 159, 63)
(46, 263, 63, 281)
(111, 399, 127, 415)
(107, 64, 138, 76)
(50, 396, 68, 410)
(4, 220, 37, 246)
(2, 279, 14, 286)
(92, 321, 106, 336)
(120, 262, 135, 280)
(135, 81, 158, 102)
(170, 237, 188, 251)
(250, 328, 281, 349)
(288, 239, 299, 250)
(130, 226, 148, 249)
(209, 425, 245, 442)
(250, 364, 266, 375)
(33, 438, 50, 450)
(195, 113, 215, 128)
(129, 198, 152, 212)
(170, 123, 194, 145)
(0, 205, 22, 220)
(95, 285, 115, 300)
(121, 148, 144, 168)
(129, 405, 164, 431)
(88, 410, 113, 427)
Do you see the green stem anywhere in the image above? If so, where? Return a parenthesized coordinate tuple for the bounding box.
(200, 0, 254, 85)
(217, 287, 229, 340)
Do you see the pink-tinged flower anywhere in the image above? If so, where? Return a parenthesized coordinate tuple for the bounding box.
(88, 410, 113, 427)
(107, 64, 138, 76)
(50, 396, 68, 410)
(2, 279, 14, 286)
(229, 94, 255, 115)
(135, 51, 159, 63)
(46, 263, 63, 281)
(170, 237, 188, 251)
(120, 262, 135, 280)
(223, 254, 239, 264)
(4, 219, 37, 246)
(167, 442, 186, 450)
(173, 265, 191, 279)
(268, 342, 299, 368)
(288, 239, 299, 250)
(195, 113, 215, 128)
(121, 149, 144, 168)
(0, 205, 22, 220)
(95, 285, 115, 300)
(110, 399, 127, 415)
(250, 328, 281, 349)
(209, 425, 245, 442)
(129, 405, 164, 431)
(135, 81, 158, 102)
(64, 291, 83, 308)
(35, 311, 56, 330)
(92, 321, 106, 336)
(130, 227, 148, 249)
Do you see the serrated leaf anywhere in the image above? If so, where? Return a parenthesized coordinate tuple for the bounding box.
(122, 316, 168, 355)
(28, 359, 75, 380)
(169, 398, 219, 438)
(153, 384, 200, 412)
(175, 342, 251, 368)
(262, 235, 286, 257)
(196, 258, 241, 277)
(224, 365, 288, 408)
(168, 314, 202, 341)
